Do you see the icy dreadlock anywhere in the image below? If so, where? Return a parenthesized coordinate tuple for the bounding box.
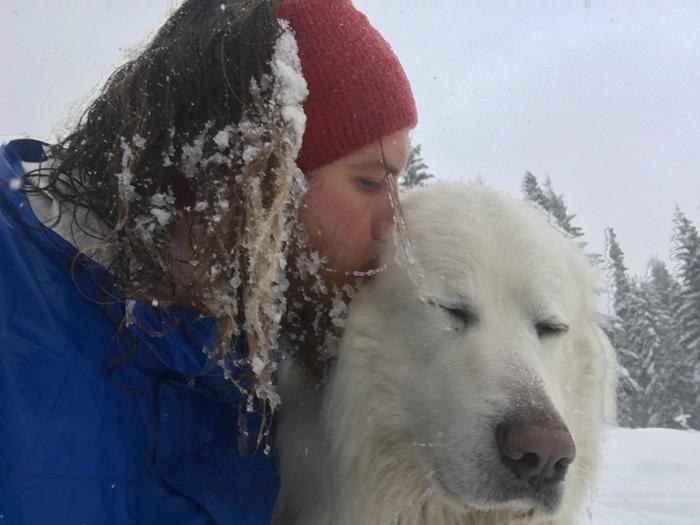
(34, 0, 305, 407)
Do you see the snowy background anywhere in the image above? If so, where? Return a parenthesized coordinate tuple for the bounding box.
(2, 2, 699, 522)
(2, 0, 699, 276)
(357, 0, 700, 280)
(593, 427, 700, 524)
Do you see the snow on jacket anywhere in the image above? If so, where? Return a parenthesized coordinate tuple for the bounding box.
(0, 139, 278, 525)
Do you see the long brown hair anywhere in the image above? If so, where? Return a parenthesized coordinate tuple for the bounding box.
(31, 0, 309, 409)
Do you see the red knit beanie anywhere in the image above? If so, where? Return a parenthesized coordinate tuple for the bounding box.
(277, 0, 418, 173)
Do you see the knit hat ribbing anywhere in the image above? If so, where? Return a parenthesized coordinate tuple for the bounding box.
(277, 0, 417, 173)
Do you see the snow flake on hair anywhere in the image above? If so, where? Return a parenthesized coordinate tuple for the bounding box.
(115, 137, 138, 202)
(162, 127, 176, 167)
(180, 122, 212, 178)
(272, 19, 309, 157)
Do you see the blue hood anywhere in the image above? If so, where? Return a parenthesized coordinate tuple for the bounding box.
(0, 140, 278, 524)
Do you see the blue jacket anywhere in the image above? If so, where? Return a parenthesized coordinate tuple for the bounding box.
(0, 140, 278, 524)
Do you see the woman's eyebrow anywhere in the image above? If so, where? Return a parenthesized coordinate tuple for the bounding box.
(348, 159, 402, 176)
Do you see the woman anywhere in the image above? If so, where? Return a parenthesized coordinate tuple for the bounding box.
(0, 0, 416, 523)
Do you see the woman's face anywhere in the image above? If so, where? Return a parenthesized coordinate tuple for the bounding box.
(298, 128, 411, 286)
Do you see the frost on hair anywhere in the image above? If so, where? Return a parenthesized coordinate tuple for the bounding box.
(97, 18, 312, 421)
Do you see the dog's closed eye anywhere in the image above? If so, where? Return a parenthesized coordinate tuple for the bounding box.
(431, 301, 478, 327)
(535, 321, 569, 338)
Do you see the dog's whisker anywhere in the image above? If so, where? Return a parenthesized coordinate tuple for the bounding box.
(380, 440, 453, 454)
(569, 464, 592, 476)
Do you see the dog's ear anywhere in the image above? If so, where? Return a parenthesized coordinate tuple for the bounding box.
(585, 323, 619, 426)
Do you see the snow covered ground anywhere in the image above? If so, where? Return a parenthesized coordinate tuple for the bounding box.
(590, 426, 700, 524)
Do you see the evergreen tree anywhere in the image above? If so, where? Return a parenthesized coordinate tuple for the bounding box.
(522, 171, 549, 210)
(671, 207, 700, 427)
(642, 258, 692, 428)
(542, 176, 584, 239)
(522, 172, 599, 264)
(604, 228, 637, 425)
(399, 143, 434, 190)
(604, 228, 662, 427)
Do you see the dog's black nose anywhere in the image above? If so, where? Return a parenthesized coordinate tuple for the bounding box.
(496, 422, 576, 487)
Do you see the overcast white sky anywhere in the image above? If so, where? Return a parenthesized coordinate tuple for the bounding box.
(2, 0, 699, 277)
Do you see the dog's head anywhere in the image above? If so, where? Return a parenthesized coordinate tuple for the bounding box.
(336, 183, 612, 520)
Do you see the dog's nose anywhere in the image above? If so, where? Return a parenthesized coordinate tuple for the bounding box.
(496, 422, 576, 487)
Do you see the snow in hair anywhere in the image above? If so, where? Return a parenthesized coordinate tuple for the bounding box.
(110, 18, 310, 419)
(232, 18, 309, 409)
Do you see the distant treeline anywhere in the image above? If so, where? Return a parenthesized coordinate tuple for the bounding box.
(522, 172, 700, 430)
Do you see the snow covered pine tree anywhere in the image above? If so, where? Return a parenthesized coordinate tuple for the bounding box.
(672, 207, 700, 428)
(399, 142, 434, 190)
(642, 258, 693, 428)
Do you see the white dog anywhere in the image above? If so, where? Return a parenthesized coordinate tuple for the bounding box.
(273, 183, 616, 525)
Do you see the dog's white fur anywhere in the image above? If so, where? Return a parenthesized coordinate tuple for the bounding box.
(273, 184, 616, 525)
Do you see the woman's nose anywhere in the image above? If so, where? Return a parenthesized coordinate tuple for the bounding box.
(371, 190, 397, 240)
